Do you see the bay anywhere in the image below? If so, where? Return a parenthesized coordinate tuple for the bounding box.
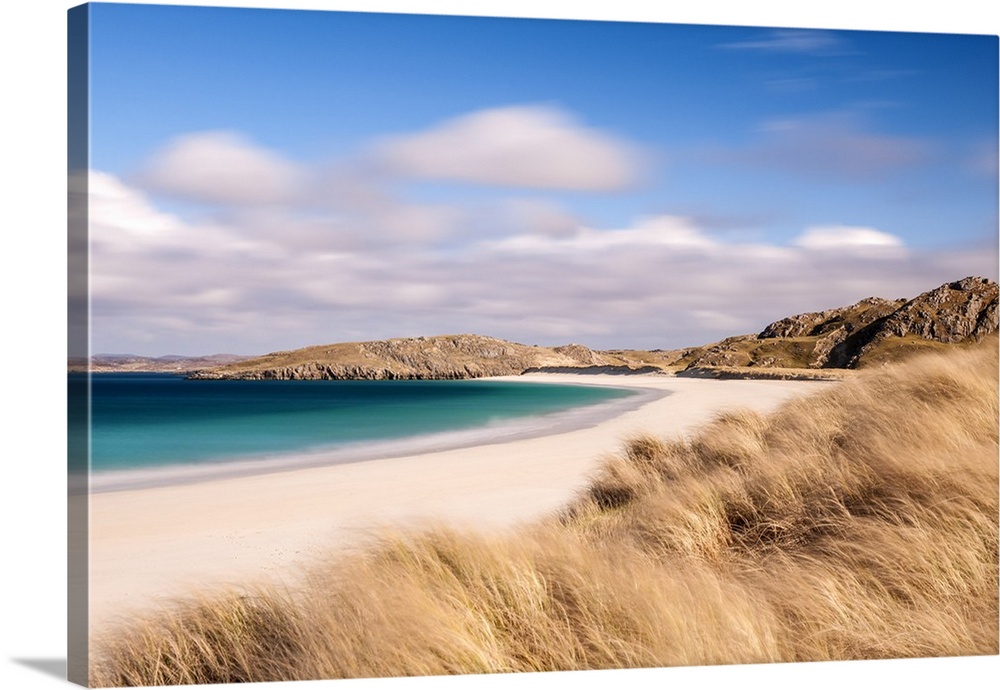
(80, 373, 639, 482)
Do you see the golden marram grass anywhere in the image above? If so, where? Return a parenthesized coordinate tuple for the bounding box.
(90, 335, 999, 686)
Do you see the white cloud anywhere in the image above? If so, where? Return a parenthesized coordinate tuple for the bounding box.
(89, 170, 185, 241)
(373, 105, 645, 191)
(487, 215, 718, 254)
(793, 225, 905, 252)
(137, 130, 306, 205)
(88, 170, 264, 258)
(88, 171, 274, 313)
(87, 171, 997, 355)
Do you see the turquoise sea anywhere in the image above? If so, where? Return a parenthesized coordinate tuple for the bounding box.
(71, 373, 644, 491)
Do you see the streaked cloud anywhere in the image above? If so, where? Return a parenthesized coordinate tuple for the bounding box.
(131, 104, 649, 207)
(137, 130, 307, 205)
(372, 105, 647, 191)
(718, 29, 848, 55)
(485, 215, 719, 254)
(715, 112, 932, 180)
(88, 172, 998, 354)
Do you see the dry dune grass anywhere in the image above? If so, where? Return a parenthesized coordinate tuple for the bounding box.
(89, 337, 999, 687)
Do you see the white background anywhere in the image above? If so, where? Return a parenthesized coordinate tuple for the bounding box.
(2, 1, 997, 689)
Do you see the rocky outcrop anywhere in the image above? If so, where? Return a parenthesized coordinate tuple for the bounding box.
(680, 336, 759, 368)
(879, 276, 998, 342)
(758, 297, 904, 340)
(826, 276, 998, 368)
(684, 277, 998, 371)
(552, 343, 602, 366)
(752, 296, 908, 368)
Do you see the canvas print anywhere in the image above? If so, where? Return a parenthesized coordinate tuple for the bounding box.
(68, 2, 999, 687)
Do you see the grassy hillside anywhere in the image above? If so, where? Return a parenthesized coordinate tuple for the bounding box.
(91, 336, 998, 685)
(187, 334, 669, 380)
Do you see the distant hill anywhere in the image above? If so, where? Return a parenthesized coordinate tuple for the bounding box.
(75, 353, 252, 373)
(187, 334, 675, 380)
(87, 276, 997, 380)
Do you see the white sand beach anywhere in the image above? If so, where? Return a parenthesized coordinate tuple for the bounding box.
(87, 373, 835, 636)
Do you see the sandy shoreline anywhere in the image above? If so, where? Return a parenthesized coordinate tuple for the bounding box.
(86, 379, 664, 494)
(87, 373, 834, 637)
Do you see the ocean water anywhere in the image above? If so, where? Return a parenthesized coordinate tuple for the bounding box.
(75, 373, 642, 490)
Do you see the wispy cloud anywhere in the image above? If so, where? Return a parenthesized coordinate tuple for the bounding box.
(718, 29, 850, 56)
(371, 105, 648, 191)
(706, 111, 933, 180)
(89, 171, 997, 354)
(485, 215, 719, 254)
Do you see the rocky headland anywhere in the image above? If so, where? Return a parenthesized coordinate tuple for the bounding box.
(679, 276, 997, 372)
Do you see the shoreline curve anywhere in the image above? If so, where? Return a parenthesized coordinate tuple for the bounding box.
(87, 372, 834, 636)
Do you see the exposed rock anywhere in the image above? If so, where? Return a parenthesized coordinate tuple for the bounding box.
(681, 335, 758, 368)
(828, 276, 999, 368)
(808, 328, 848, 368)
(881, 276, 998, 342)
(552, 343, 601, 366)
(758, 297, 904, 340)
(685, 277, 998, 371)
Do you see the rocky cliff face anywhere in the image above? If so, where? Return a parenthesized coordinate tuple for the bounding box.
(757, 297, 905, 340)
(880, 276, 998, 341)
(683, 276, 998, 370)
(824, 276, 998, 368)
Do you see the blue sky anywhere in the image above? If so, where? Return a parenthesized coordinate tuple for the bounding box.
(77, 1, 999, 355)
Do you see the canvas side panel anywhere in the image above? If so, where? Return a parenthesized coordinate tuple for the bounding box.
(67, 3, 90, 686)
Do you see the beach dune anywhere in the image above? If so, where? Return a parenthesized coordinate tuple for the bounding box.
(88, 373, 830, 635)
